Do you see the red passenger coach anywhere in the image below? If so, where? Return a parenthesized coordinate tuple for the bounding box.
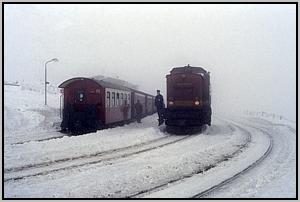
(59, 77, 155, 134)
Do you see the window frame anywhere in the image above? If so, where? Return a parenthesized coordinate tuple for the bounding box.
(106, 91, 110, 108)
(76, 90, 85, 102)
(112, 92, 115, 107)
(116, 93, 120, 106)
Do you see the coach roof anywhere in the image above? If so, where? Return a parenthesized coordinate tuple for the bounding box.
(58, 77, 132, 91)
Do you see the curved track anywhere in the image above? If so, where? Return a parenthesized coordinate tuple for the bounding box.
(200, 117, 295, 198)
(129, 120, 253, 198)
(5, 117, 285, 198)
(129, 118, 273, 198)
(192, 123, 273, 198)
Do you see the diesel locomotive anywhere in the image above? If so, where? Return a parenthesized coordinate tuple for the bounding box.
(164, 64, 212, 132)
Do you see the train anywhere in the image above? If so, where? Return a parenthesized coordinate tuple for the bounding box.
(58, 77, 156, 134)
(164, 64, 212, 132)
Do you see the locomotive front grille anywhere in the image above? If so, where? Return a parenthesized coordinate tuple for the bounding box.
(165, 109, 202, 119)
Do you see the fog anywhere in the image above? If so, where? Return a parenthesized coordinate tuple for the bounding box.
(4, 4, 296, 121)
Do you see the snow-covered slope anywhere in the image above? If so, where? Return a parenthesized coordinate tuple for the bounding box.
(4, 84, 61, 145)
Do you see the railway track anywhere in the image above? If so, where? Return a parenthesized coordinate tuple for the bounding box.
(5, 119, 260, 198)
(127, 119, 273, 198)
(127, 121, 252, 198)
(4, 131, 201, 182)
(7, 130, 63, 145)
(192, 123, 273, 198)
(131, 118, 273, 199)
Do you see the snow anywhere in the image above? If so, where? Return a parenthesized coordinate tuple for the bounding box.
(4, 84, 61, 145)
(201, 117, 296, 198)
(3, 84, 296, 198)
(5, 118, 249, 198)
(5, 123, 168, 170)
(143, 117, 271, 198)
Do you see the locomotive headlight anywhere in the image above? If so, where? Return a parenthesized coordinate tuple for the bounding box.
(169, 101, 174, 105)
(195, 101, 200, 105)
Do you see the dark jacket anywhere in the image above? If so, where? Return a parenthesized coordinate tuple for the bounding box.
(135, 102, 143, 115)
(155, 94, 164, 109)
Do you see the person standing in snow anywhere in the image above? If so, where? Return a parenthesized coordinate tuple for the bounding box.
(155, 90, 165, 126)
(134, 99, 143, 123)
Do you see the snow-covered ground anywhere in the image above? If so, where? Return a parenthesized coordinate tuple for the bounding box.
(3, 84, 296, 198)
(4, 84, 61, 145)
(205, 117, 296, 198)
(145, 116, 296, 198)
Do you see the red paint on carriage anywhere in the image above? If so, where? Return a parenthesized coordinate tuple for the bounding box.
(58, 77, 156, 133)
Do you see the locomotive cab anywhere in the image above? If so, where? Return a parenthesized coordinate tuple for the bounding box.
(165, 65, 211, 128)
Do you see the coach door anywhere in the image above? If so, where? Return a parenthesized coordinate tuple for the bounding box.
(90, 88, 102, 120)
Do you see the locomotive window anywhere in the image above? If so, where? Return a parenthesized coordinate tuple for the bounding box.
(112, 92, 115, 107)
(176, 82, 192, 87)
(125, 94, 127, 100)
(76, 90, 85, 102)
(106, 91, 110, 108)
(121, 93, 123, 105)
(128, 94, 130, 100)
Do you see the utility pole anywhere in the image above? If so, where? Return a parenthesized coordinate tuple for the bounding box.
(44, 58, 58, 105)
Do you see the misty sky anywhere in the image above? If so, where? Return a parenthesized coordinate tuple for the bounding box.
(4, 4, 296, 120)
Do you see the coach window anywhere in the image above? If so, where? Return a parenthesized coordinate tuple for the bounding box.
(76, 90, 85, 102)
(128, 94, 130, 101)
(121, 93, 123, 105)
(107, 91, 110, 108)
(112, 92, 115, 107)
(117, 93, 120, 106)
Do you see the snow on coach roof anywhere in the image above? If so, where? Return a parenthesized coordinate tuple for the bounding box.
(58, 77, 132, 91)
(58, 77, 155, 97)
